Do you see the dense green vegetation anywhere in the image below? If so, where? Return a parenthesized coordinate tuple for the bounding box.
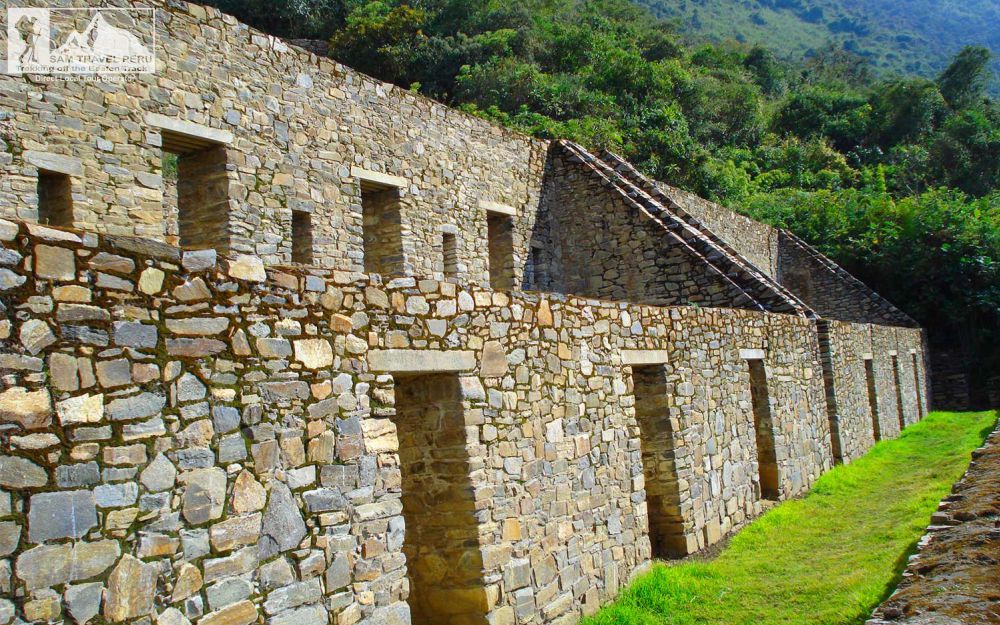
(582, 410, 998, 625)
(208, 0, 1000, 396)
(634, 0, 1000, 95)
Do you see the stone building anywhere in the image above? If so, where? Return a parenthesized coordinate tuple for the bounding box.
(0, 2, 928, 625)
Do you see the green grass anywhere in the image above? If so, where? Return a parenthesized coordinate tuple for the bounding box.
(583, 410, 998, 625)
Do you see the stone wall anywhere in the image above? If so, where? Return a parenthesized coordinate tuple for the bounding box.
(534, 149, 750, 308)
(0, 0, 547, 288)
(824, 322, 930, 464)
(0, 220, 890, 625)
(656, 184, 780, 279)
(776, 232, 914, 327)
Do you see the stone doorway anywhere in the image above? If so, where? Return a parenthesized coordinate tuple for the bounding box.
(361, 182, 405, 276)
(911, 353, 924, 419)
(393, 373, 488, 625)
(631, 363, 689, 558)
(161, 131, 230, 254)
(486, 211, 515, 290)
(865, 358, 881, 441)
(891, 355, 905, 430)
(36, 169, 73, 227)
(747, 359, 780, 501)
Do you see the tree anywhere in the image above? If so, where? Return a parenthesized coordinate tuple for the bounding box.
(937, 46, 993, 110)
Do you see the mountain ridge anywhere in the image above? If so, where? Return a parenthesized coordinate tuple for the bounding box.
(634, 0, 1000, 91)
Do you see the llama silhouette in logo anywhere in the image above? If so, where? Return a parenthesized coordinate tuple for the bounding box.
(53, 12, 151, 63)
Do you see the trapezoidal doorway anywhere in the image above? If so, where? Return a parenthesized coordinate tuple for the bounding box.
(631, 363, 689, 558)
(865, 358, 881, 441)
(747, 359, 781, 501)
(393, 373, 489, 625)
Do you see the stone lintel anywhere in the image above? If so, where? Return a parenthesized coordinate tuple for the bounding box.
(739, 348, 766, 360)
(440, 224, 460, 235)
(350, 167, 407, 189)
(888, 350, 898, 356)
(909, 349, 918, 355)
(145, 113, 234, 146)
(621, 350, 669, 366)
(480, 200, 516, 216)
(368, 350, 475, 373)
(862, 353, 874, 360)
(24, 151, 83, 177)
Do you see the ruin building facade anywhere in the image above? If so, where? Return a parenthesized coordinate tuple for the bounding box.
(0, 2, 928, 625)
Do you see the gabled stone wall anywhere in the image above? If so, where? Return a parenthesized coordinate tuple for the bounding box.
(535, 148, 752, 308)
(656, 184, 780, 280)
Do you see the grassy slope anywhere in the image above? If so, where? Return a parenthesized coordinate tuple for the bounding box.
(583, 410, 998, 625)
(634, 0, 1000, 90)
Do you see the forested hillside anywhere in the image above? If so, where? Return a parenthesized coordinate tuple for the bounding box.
(634, 0, 1000, 94)
(207, 0, 1000, 401)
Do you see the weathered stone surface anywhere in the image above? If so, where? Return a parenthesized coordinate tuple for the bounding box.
(56, 392, 104, 425)
(228, 256, 267, 282)
(24, 593, 61, 622)
(56, 462, 100, 488)
(303, 488, 347, 514)
(182, 467, 227, 524)
(0, 386, 52, 429)
(167, 338, 227, 357)
(173, 277, 212, 301)
(269, 603, 327, 625)
(157, 607, 191, 625)
(35, 244, 75, 280)
(210, 513, 262, 552)
(481, 340, 508, 377)
(182, 249, 217, 272)
(19, 319, 56, 355)
(141, 453, 177, 492)
(49, 352, 80, 391)
(259, 482, 306, 560)
(203, 547, 258, 583)
(256, 338, 292, 358)
(200, 600, 258, 625)
(138, 268, 165, 295)
(0, 268, 25, 291)
(28, 490, 97, 542)
(176, 373, 207, 402)
(0, 599, 15, 625)
(0, 521, 20, 557)
(263, 578, 322, 615)
(0, 454, 47, 488)
(167, 317, 230, 336)
(96, 359, 132, 388)
(64, 582, 104, 625)
(231, 470, 266, 514)
(89, 252, 135, 275)
(94, 482, 139, 508)
(293, 339, 333, 369)
(206, 577, 253, 611)
(107, 392, 165, 421)
(113, 321, 158, 349)
(103, 444, 148, 466)
(171, 562, 203, 602)
(104, 554, 157, 621)
(16, 540, 120, 590)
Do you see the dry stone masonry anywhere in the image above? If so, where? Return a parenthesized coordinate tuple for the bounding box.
(0, 2, 929, 625)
